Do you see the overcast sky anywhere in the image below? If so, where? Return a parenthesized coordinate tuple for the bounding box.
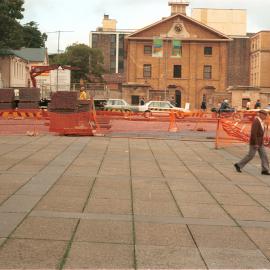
(21, 0, 270, 54)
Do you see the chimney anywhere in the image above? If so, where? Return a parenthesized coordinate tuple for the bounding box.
(102, 14, 117, 31)
(168, 0, 189, 16)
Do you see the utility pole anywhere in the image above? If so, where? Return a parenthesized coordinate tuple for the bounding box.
(46, 30, 73, 91)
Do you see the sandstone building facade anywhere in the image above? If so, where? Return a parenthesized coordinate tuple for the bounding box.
(124, 2, 231, 109)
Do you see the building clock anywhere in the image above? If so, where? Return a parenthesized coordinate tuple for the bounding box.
(174, 24, 183, 33)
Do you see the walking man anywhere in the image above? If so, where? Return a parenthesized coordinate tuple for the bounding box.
(234, 109, 270, 175)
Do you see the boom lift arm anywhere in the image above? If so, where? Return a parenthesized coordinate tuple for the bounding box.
(30, 64, 80, 88)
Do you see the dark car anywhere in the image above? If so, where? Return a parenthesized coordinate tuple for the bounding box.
(94, 99, 107, 110)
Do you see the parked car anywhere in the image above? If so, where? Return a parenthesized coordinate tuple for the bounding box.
(139, 101, 188, 117)
(104, 99, 139, 112)
(94, 99, 107, 110)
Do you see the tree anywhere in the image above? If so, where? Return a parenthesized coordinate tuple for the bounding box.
(22, 21, 47, 48)
(49, 43, 104, 82)
(0, 0, 25, 49)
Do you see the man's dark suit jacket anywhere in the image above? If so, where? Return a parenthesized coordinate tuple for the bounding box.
(250, 117, 264, 146)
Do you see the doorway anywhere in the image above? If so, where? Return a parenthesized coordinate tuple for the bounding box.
(175, 90, 181, 107)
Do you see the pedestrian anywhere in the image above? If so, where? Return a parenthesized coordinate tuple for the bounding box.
(170, 96, 176, 106)
(201, 100, 207, 111)
(140, 97, 145, 106)
(234, 109, 270, 175)
(79, 87, 87, 100)
(246, 99, 251, 110)
(254, 99, 261, 109)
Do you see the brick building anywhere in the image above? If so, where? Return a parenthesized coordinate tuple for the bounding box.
(90, 15, 133, 74)
(124, 1, 232, 109)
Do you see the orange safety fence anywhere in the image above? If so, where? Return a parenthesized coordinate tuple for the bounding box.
(0, 108, 262, 140)
(215, 112, 270, 149)
(0, 109, 49, 120)
(0, 109, 50, 136)
(49, 111, 94, 136)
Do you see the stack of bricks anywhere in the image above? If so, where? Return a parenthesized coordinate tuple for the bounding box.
(77, 100, 90, 112)
(49, 91, 78, 113)
(18, 88, 40, 109)
(0, 89, 15, 109)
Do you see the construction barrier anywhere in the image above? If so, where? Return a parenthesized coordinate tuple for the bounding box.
(215, 112, 270, 149)
(0, 109, 260, 140)
(49, 111, 94, 136)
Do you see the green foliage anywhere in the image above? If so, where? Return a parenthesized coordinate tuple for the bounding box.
(22, 21, 47, 48)
(0, 1, 47, 49)
(49, 43, 104, 82)
(0, 0, 25, 49)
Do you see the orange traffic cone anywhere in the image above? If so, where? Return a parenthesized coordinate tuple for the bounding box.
(168, 111, 179, 132)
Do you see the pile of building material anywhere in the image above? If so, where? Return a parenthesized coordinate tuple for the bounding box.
(49, 91, 78, 112)
(18, 88, 40, 109)
(77, 100, 90, 112)
(0, 89, 15, 109)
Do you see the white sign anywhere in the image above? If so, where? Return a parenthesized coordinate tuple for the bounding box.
(50, 68, 71, 91)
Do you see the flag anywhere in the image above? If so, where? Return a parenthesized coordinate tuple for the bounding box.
(152, 37, 163, 57)
(172, 40, 182, 58)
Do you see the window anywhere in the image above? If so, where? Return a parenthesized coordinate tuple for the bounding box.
(143, 64, 152, 78)
(203, 65, 212, 79)
(110, 34, 116, 42)
(144, 45, 152, 55)
(204, 47, 212, 56)
(110, 47, 116, 56)
(173, 65, 182, 78)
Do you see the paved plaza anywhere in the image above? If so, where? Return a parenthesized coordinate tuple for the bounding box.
(1, 135, 270, 269)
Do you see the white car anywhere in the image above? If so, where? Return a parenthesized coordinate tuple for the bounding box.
(139, 101, 188, 117)
(104, 99, 139, 112)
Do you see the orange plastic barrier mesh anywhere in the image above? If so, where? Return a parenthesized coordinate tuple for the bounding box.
(215, 114, 270, 149)
(49, 111, 94, 136)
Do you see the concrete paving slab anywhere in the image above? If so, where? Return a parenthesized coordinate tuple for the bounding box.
(180, 203, 232, 220)
(200, 247, 270, 269)
(64, 242, 134, 269)
(0, 195, 41, 213)
(34, 195, 86, 213)
(135, 222, 195, 247)
(223, 205, 270, 221)
(203, 182, 243, 194)
(189, 225, 257, 250)
(56, 175, 95, 186)
(172, 191, 217, 204)
(0, 239, 67, 269)
(239, 185, 270, 195)
(212, 192, 259, 206)
(94, 178, 130, 190)
(11, 216, 78, 241)
(46, 185, 91, 198)
(0, 213, 26, 238)
(84, 198, 132, 215)
(168, 181, 206, 192)
(0, 238, 6, 246)
(136, 245, 206, 269)
(243, 227, 270, 258)
(0, 195, 8, 205)
(134, 200, 180, 217)
(0, 173, 32, 184)
(133, 189, 173, 202)
(92, 186, 131, 200)
(0, 183, 26, 195)
(74, 219, 133, 244)
(15, 183, 51, 196)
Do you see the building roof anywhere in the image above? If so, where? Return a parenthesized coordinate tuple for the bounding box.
(0, 48, 47, 62)
(127, 13, 232, 41)
(11, 48, 47, 62)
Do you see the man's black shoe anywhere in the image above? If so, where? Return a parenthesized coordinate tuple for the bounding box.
(261, 171, 270, 175)
(234, 163, 241, 173)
